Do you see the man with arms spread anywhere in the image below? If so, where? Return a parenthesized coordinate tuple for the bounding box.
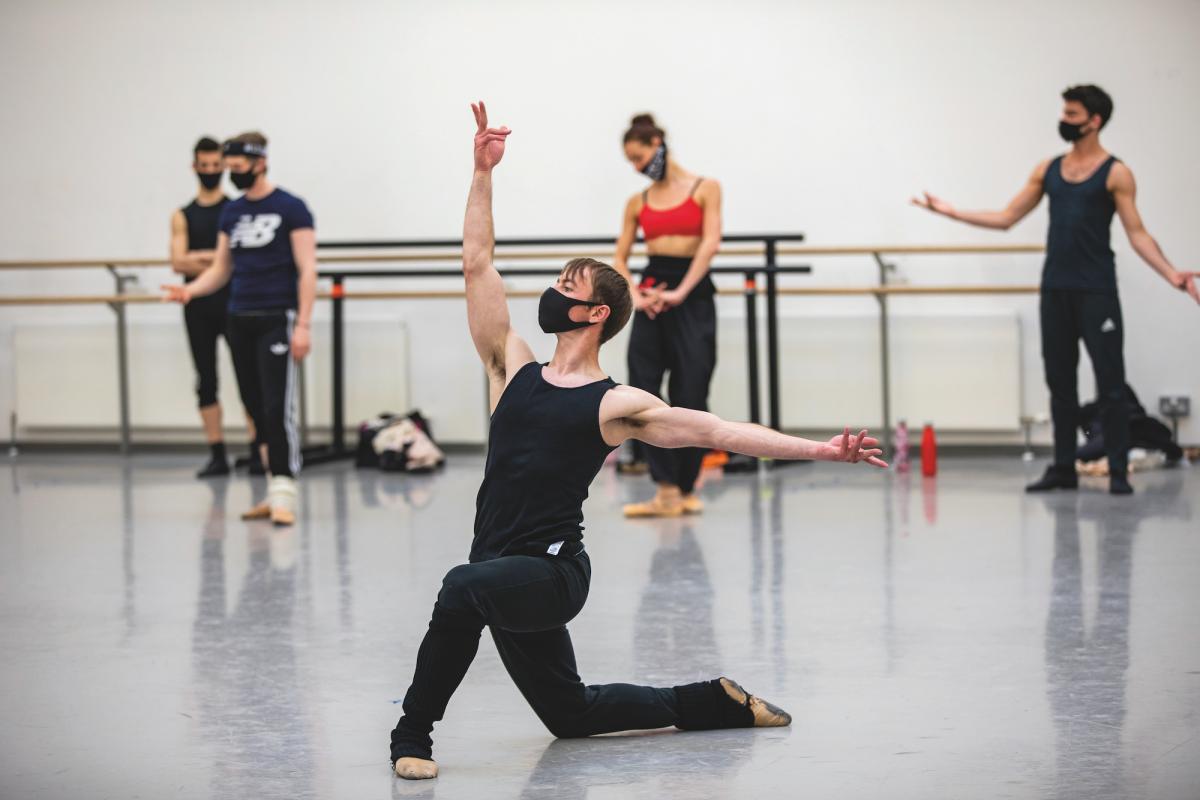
(389, 102, 887, 780)
(914, 85, 1198, 495)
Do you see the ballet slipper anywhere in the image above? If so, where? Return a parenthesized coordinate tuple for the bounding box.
(394, 757, 438, 780)
(719, 677, 792, 728)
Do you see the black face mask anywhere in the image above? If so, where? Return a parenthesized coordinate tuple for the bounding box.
(640, 143, 667, 182)
(230, 166, 258, 190)
(1058, 120, 1090, 142)
(196, 171, 222, 190)
(538, 287, 601, 334)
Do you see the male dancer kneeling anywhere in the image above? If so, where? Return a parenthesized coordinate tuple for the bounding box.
(390, 102, 887, 780)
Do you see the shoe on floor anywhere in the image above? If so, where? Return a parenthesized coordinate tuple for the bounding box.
(247, 456, 266, 476)
(681, 494, 704, 515)
(1025, 467, 1078, 493)
(624, 496, 684, 518)
(270, 505, 296, 526)
(268, 475, 298, 526)
(719, 677, 792, 727)
(394, 757, 438, 780)
(616, 460, 649, 476)
(1109, 473, 1134, 495)
(240, 501, 271, 521)
(196, 456, 230, 479)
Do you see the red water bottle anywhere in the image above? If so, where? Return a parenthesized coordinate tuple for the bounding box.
(920, 423, 937, 477)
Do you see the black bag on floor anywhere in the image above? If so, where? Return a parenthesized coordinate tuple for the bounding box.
(1076, 383, 1183, 463)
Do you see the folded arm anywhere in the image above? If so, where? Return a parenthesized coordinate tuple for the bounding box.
(168, 210, 215, 277)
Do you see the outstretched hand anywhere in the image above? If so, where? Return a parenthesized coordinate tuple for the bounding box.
(471, 101, 511, 173)
(826, 427, 887, 468)
(910, 191, 956, 219)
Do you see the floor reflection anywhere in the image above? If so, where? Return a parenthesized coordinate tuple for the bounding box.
(1041, 475, 1186, 800)
(192, 484, 315, 799)
(517, 729, 759, 800)
(634, 519, 721, 682)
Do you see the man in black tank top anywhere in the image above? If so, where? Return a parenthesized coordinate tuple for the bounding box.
(169, 137, 254, 478)
(913, 85, 1198, 496)
(389, 102, 888, 781)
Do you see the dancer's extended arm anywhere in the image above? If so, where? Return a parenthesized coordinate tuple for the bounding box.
(600, 385, 886, 466)
(911, 161, 1048, 231)
(463, 101, 534, 409)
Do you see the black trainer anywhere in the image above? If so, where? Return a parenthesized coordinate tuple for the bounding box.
(1025, 466, 1078, 493)
(1109, 473, 1134, 495)
(196, 456, 231, 478)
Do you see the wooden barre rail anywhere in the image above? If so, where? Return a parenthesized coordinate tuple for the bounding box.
(0, 284, 1043, 306)
(0, 243, 1044, 271)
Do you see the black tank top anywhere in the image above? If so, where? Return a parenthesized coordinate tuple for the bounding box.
(181, 197, 231, 299)
(471, 361, 617, 563)
(1042, 155, 1119, 293)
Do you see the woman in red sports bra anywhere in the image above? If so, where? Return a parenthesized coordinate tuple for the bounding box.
(613, 113, 723, 518)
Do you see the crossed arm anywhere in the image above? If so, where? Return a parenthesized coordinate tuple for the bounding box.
(600, 385, 886, 467)
(169, 210, 215, 277)
(164, 232, 233, 302)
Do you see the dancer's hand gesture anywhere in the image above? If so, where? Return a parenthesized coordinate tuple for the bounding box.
(826, 427, 887, 468)
(471, 101, 511, 173)
(161, 284, 191, 305)
(910, 191, 956, 219)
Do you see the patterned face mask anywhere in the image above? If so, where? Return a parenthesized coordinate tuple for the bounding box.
(640, 144, 667, 182)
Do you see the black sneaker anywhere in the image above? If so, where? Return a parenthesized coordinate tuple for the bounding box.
(196, 456, 231, 478)
(1025, 467, 1078, 493)
(1109, 473, 1134, 495)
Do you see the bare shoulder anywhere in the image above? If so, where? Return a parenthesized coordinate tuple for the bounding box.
(1031, 159, 1052, 182)
(171, 208, 185, 227)
(600, 384, 664, 422)
(625, 191, 643, 216)
(1108, 159, 1135, 190)
(696, 177, 722, 203)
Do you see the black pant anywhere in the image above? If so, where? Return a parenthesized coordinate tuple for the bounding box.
(183, 296, 229, 409)
(227, 310, 301, 478)
(627, 258, 717, 495)
(390, 552, 743, 761)
(1040, 290, 1129, 475)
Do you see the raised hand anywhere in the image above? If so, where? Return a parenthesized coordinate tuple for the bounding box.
(161, 284, 191, 305)
(826, 427, 887, 468)
(910, 191, 956, 219)
(471, 100, 511, 173)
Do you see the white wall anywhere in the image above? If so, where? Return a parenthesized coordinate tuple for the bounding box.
(2, 0, 1198, 444)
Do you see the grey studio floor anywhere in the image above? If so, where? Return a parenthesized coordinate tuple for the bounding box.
(1, 453, 1198, 800)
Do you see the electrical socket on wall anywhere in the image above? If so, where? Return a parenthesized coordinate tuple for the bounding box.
(1158, 396, 1190, 418)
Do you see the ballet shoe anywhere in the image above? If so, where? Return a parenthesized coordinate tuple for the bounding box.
(719, 677, 792, 728)
(623, 496, 684, 518)
(681, 494, 704, 515)
(240, 501, 271, 520)
(394, 757, 438, 780)
(270, 505, 296, 526)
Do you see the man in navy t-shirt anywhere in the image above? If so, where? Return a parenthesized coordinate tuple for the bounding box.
(163, 131, 317, 525)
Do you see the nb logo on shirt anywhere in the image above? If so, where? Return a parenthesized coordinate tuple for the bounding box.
(230, 213, 283, 248)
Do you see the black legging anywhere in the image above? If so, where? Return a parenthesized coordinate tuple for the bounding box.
(627, 255, 717, 495)
(183, 293, 230, 408)
(390, 551, 749, 762)
(227, 310, 301, 478)
(1040, 289, 1129, 474)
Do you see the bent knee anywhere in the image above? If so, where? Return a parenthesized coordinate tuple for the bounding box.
(436, 564, 480, 611)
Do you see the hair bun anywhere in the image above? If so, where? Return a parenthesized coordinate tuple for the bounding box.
(630, 113, 657, 127)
